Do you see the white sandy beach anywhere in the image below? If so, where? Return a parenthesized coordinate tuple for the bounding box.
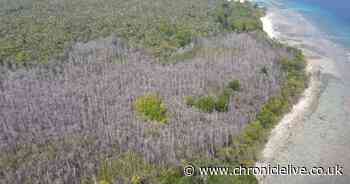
(260, 14, 279, 39)
(256, 1, 350, 183)
(256, 11, 323, 183)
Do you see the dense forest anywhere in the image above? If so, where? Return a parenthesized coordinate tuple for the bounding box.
(0, 0, 307, 184)
(0, 0, 263, 66)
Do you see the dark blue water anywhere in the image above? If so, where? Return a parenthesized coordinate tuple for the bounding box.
(283, 0, 350, 47)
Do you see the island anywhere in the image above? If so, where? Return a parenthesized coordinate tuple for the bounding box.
(0, 0, 307, 183)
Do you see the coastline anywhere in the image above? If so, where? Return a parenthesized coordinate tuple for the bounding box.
(256, 8, 323, 183)
(260, 13, 278, 39)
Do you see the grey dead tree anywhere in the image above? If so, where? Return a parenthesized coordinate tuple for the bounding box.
(0, 32, 291, 183)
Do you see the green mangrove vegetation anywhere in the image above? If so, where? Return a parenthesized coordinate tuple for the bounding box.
(186, 80, 241, 113)
(0, 0, 264, 65)
(134, 94, 168, 124)
(0, 0, 309, 184)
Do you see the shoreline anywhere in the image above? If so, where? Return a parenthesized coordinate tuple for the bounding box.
(260, 13, 278, 39)
(256, 9, 323, 183)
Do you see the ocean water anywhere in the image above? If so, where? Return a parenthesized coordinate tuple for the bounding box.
(284, 0, 350, 48)
(257, 0, 350, 184)
(256, 0, 350, 48)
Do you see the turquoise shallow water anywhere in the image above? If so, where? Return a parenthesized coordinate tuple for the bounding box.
(284, 0, 350, 48)
(257, 0, 350, 47)
(256, 0, 350, 183)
